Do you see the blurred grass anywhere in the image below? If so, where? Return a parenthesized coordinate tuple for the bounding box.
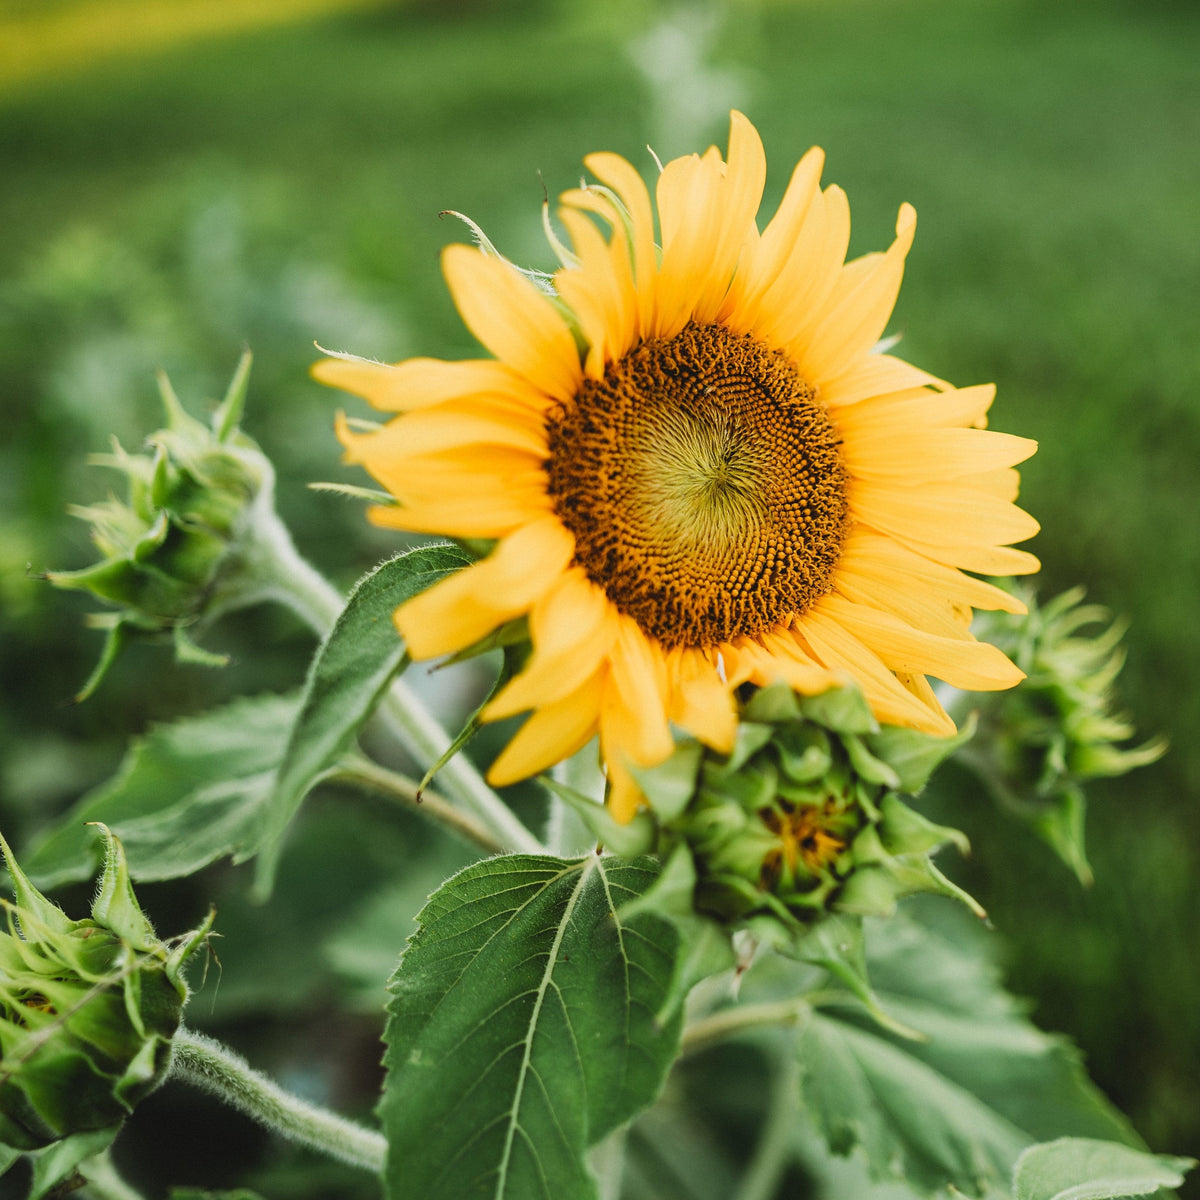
(1, 0, 1198, 1191)
(0, 0, 391, 94)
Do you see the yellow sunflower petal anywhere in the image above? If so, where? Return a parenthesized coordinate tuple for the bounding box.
(751, 183, 850, 347)
(313, 354, 540, 413)
(668, 647, 737, 754)
(691, 111, 767, 325)
(367, 447, 546, 504)
(725, 629, 837, 695)
(487, 668, 605, 786)
(841, 427, 1037, 485)
(839, 530, 1027, 615)
(790, 203, 917, 383)
(602, 618, 674, 767)
(583, 150, 659, 337)
(834, 383, 996, 435)
(366, 487, 551, 539)
(879, 531, 1042, 576)
(796, 608, 956, 734)
(729, 145, 825, 317)
(336, 401, 548, 465)
(655, 148, 722, 337)
(604, 754, 643, 825)
(817, 594, 1024, 690)
(555, 207, 638, 377)
(485, 571, 618, 719)
(442, 244, 582, 402)
(818, 353, 950, 409)
(852, 480, 1040, 547)
(393, 517, 574, 658)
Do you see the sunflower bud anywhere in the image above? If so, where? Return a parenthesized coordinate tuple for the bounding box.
(968, 586, 1166, 882)
(0, 827, 210, 1150)
(48, 352, 276, 697)
(625, 682, 980, 940)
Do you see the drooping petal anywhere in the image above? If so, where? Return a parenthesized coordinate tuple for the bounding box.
(796, 607, 957, 735)
(818, 594, 1024, 691)
(485, 570, 619, 718)
(393, 517, 574, 658)
(603, 618, 675, 767)
(668, 647, 737, 754)
(487, 668, 605, 786)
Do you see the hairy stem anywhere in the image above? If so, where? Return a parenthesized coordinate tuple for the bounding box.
(170, 1028, 385, 1174)
(331, 754, 506, 855)
(241, 503, 542, 854)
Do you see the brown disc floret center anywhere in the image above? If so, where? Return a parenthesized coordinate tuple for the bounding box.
(545, 323, 850, 649)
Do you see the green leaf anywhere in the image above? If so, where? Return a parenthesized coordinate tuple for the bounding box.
(26, 1128, 117, 1200)
(1013, 1138, 1194, 1200)
(169, 1190, 268, 1200)
(864, 713, 977, 795)
(254, 542, 471, 894)
(796, 915, 1142, 1197)
(25, 692, 300, 886)
(381, 854, 683, 1200)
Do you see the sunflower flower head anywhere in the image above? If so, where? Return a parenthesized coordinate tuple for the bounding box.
(0, 827, 210, 1151)
(317, 113, 1039, 820)
(49, 352, 275, 697)
(965, 586, 1167, 882)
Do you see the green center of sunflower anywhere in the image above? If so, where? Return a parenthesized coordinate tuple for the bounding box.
(545, 323, 850, 649)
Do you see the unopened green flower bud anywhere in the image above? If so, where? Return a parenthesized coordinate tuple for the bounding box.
(47, 352, 278, 698)
(629, 682, 980, 942)
(0, 827, 210, 1150)
(968, 586, 1167, 882)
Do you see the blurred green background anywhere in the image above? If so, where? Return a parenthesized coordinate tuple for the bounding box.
(2, 0, 1198, 1195)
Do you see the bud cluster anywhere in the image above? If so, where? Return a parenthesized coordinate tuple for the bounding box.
(48, 353, 274, 696)
(624, 682, 979, 939)
(0, 828, 209, 1150)
(968, 586, 1166, 880)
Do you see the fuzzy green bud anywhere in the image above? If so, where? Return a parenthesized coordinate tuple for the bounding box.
(47, 352, 278, 697)
(0, 827, 210, 1150)
(968, 586, 1167, 882)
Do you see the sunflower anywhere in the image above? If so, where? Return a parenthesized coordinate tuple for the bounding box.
(316, 112, 1039, 821)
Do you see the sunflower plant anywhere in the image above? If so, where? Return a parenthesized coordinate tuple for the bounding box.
(8, 115, 1189, 1200)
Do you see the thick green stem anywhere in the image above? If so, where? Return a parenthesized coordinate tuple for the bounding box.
(681, 998, 812, 1056)
(170, 1028, 385, 1173)
(547, 746, 603, 855)
(733, 1062, 798, 1200)
(241, 503, 542, 854)
(377, 677, 543, 854)
(331, 755, 507, 855)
